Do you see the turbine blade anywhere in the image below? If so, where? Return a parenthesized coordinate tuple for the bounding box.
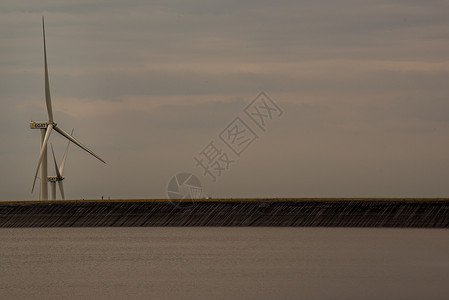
(54, 126, 106, 164)
(42, 16, 53, 123)
(50, 143, 63, 180)
(58, 181, 65, 201)
(59, 128, 73, 175)
(32, 124, 53, 192)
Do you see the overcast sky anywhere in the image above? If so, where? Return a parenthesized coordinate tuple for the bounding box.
(1, 0, 449, 200)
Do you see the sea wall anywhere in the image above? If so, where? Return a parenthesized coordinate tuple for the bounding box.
(0, 199, 448, 228)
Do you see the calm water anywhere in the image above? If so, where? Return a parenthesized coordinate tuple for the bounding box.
(0, 228, 448, 300)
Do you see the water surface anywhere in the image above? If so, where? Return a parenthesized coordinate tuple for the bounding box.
(0, 228, 448, 299)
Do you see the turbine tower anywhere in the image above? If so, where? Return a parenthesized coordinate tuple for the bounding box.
(31, 17, 106, 200)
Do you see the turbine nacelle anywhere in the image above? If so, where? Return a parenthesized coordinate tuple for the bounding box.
(30, 121, 56, 129)
(48, 176, 64, 182)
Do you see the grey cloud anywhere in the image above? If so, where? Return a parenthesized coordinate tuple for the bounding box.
(3, 66, 448, 101)
(2, 0, 449, 200)
(5, 0, 449, 68)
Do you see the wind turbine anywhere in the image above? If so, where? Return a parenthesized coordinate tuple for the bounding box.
(48, 129, 72, 200)
(30, 17, 106, 200)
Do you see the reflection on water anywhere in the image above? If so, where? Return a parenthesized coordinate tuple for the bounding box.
(0, 228, 448, 299)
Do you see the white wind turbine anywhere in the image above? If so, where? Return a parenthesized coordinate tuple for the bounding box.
(48, 143, 67, 201)
(31, 17, 106, 200)
(48, 129, 72, 201)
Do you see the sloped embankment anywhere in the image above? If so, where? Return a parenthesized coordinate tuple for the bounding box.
(0, 199, 448, 228)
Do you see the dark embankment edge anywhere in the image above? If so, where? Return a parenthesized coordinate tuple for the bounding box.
(0, 199, 448, 228)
